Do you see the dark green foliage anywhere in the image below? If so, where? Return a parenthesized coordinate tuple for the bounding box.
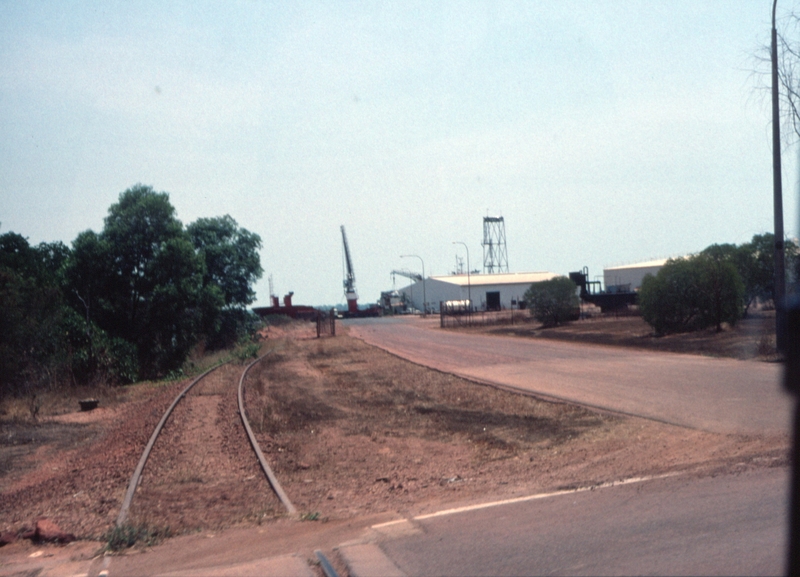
(1, 183, 265, 393)
(696, 251, 745, 332)
(733, 233, 799, 314)
(0, 233, 73, 397)
(234, 334, 262, 362)
(66, 185, 207, 380)
(187, 215, 263, 349)
(639, 254, 744, 335)
(59, 306, 139, 385)
(0, 266, 67, 396)
(524, 277, 580, 327)
(187, 215, 263, 308)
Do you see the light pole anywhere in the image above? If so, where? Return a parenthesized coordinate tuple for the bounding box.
(400, 254, 426, 316)
(452, 242, 471, 312)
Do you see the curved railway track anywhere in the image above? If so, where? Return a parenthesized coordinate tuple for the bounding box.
(115, 351, 295, 528)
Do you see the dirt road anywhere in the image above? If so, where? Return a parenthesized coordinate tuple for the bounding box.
(347, 317, 791, 435)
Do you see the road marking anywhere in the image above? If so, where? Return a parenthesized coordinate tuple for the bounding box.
(372, 519, 411, 529)
(412, 473, 681, 521)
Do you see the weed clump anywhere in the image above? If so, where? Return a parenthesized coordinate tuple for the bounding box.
(102, 523, 171, 552)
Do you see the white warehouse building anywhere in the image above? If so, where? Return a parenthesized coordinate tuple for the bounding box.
(603, 258, 669, 292)
(398, 271, 560, 313)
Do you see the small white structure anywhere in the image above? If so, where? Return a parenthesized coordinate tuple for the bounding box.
(603, 258, 669, 292)
(398, 271, 559, 313)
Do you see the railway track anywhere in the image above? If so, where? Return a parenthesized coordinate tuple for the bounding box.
(115, 352, 295, 530)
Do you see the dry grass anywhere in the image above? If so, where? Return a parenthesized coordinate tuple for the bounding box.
(468, 309, 779, 361)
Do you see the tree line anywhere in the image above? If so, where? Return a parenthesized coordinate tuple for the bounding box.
(0, 184, 263, 398)
(523, 233, 795, 334)
(639, 234, 796, 335)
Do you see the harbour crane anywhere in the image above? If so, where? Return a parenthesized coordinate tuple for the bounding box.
(341, 225, 359, 314)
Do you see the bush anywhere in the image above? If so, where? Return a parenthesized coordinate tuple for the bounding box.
(524, 277, 580, 327)
(102, 523, 171, 552)
(639, 255, 744, 335)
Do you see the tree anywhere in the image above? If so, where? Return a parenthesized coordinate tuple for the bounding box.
(67, 184, 206, 379)
(187, 215, 263, 308)
(0, 233, 71, 397)
(734, 233, 799, 314)
(2, 185, 265, 386)
(639, 255, 744, 336)
(766, 7, 800, 143)
(695, 251, 746, 332)
(187, 216, 263, 348)
(524, 277, 580, 327)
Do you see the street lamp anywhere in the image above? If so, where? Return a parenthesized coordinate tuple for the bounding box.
(400, 254, 426, 316)
(452, 242, 471, 312)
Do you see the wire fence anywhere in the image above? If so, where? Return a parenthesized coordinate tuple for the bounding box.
(439, 305, 531, 328)
(316, 310, 336, 337)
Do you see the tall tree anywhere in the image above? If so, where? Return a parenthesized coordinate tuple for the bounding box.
(735, 233, 799, 314)
(68, 184, 205, 379)
(187, 215, 262, 348)
(0, 233, 70, 396)
(187, 215, 263, 309)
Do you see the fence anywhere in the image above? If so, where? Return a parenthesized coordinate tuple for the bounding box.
(316, 310, 336, 337)
(439, 303, 530, 329)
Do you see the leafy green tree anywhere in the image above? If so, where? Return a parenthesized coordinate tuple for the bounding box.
(695, 250, 745, 332)
(735, 233, 799, 314)
(187, 215, 263, 348)
(66, 184, 206, 379)
(187, 215, 263, 308)
(524, 276, 580, 327)
(0, 233, 71, 397)
(639, 254, 744, 335)
(2, 185, 266, 387)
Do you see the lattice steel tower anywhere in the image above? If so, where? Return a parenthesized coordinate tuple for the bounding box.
(482, 216, 508, 274)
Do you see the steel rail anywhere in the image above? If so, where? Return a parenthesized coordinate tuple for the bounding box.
(116, 362, 229, 526)
(238, 352, 297, 514)
(315, 550, 340, 577)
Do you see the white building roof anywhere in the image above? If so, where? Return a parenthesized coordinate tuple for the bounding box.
(430, 271, 559, 287)
(604, 258, 670, 271)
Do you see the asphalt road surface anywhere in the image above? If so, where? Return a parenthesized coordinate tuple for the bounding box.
(375, 467, 787, 576)
(346, 317, 791, 435)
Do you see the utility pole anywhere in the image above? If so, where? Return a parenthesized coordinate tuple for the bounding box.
(773, 5, 800, 575)
(773, 0, 787, 354)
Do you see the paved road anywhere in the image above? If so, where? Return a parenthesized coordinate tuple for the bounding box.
(347, 317, 791, 435)
(374, 467, 787, 576)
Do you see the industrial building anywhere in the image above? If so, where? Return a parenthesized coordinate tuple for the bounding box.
(602, 258, 669, 292)
(397, 271, 559, 313)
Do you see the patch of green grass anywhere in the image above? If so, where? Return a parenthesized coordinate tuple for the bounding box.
(102, 523, 171, 552)
(234, 340, 261, 362)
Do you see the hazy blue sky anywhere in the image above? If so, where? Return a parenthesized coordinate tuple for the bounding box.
(1, 1, 796, 307)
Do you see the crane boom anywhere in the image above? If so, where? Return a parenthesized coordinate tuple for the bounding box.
(340, 225, 358, 313)
(391, 269, 422, 282)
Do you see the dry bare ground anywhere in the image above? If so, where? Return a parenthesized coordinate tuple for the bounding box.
(246, 332, 787, 522)
(473, 309, 780, 360)
(0, 317, 789, 556)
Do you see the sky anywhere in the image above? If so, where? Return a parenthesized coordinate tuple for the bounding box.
(1, 1, 798, 308)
